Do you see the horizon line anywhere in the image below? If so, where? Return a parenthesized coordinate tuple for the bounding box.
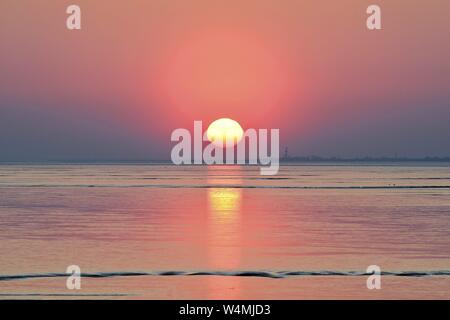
(1, 156, 450, 164)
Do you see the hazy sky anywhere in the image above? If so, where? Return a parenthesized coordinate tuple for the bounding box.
(1, 0, 449, 161)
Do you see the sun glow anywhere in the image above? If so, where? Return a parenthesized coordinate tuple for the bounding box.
(206, 118, 244, 148)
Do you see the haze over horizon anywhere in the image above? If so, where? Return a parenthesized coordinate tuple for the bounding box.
(1, 0, 449, 161)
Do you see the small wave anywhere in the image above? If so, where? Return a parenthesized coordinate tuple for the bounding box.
(1, 270, 449, 281)
(0, 293, 130, 297)
(1, 184, 450, 190)
(398, 177, 450, 180)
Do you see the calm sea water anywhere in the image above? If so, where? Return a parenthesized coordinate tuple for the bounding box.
(0, 163, 449, 299)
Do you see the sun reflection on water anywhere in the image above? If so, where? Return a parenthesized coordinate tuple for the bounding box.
(209, 188, 241, 212)
(206, 166, 243, 298)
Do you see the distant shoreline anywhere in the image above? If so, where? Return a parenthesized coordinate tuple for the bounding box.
(281, 156, 450, 162)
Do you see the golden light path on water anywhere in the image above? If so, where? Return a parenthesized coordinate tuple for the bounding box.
(207, 166, 243, 298)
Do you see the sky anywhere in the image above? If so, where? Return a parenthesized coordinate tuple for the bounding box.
(1, 0, 449, 161)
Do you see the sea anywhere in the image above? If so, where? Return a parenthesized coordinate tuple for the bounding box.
(0, 163, 449, 299)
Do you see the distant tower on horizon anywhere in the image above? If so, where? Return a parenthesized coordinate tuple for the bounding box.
(283, 147, 289, 160)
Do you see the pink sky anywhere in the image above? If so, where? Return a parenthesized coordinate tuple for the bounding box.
(1, 0, 449, 160)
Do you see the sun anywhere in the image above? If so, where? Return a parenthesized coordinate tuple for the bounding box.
(206, 118, 244, 148)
